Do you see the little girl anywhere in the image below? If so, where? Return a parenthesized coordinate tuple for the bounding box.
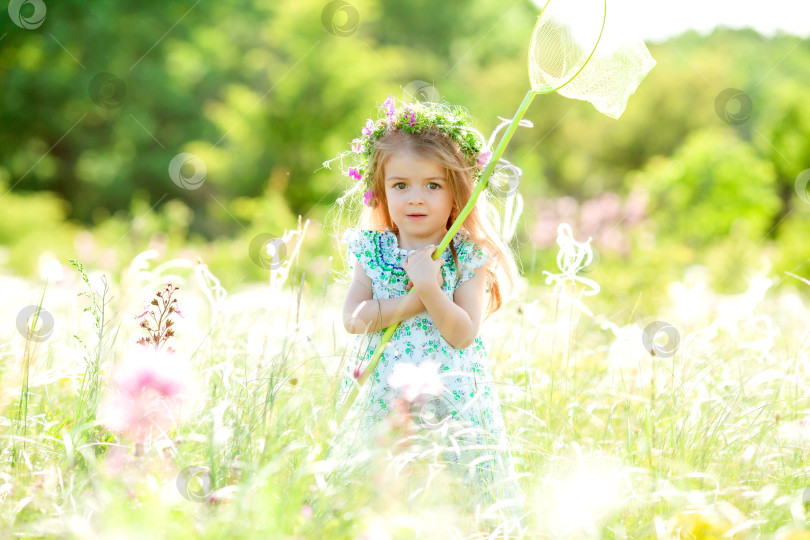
(328, 95, 527, 530)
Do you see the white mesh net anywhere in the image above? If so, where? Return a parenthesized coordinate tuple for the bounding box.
(528, 0, 656, 119)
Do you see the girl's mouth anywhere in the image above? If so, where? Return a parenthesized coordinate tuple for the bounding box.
(407, 215, 427, 221)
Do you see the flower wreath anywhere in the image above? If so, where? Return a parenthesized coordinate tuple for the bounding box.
(331, 94, 493, 207)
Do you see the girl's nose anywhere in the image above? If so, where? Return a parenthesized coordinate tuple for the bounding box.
(407, 191, 425, 204)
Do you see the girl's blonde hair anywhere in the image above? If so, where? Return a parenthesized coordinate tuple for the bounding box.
(328, 125, 522, 321)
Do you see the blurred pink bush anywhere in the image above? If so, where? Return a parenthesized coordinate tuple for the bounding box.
(531, 190, 648, 255)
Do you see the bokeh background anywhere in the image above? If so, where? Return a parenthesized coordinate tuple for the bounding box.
(2, 0, 809, 312)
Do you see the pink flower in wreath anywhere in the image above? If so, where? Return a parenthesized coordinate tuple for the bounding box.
(351, 138, 363, 153)
(363, 189, 375, 207)
(406, 107, 417, 127)
(477, 151, 492, 166)
(348, 167, 362, 181)
(362, 119, 375, 137)
(382, 94, 395, 117)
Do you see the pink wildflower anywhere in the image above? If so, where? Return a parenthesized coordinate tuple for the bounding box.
(362, 119, 375, 136)
(382, 94, 395, 117)
(348, 167, 362, 181)
(362, 189, 375, 207)
(135, 282, 181, 354)
(406, 107, 416, 127)
(387, 360, 445, 403)
(351, 138, 363, 153)
(98, 348, 190, 444)
(477, 151, 492, 166)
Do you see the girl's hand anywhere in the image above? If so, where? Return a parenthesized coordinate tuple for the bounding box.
(403, 246, 444, 292)
(406, 273, 443, 291)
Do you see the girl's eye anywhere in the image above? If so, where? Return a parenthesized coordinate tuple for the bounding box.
(392, 182, 442, 190)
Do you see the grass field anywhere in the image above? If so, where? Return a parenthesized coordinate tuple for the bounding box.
(2, 221, 810, 539)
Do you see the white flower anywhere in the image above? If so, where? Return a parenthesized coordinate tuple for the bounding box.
(387, 360, 445, 403)
(39, 255, 64, 283)
(357, 521, 391, 540)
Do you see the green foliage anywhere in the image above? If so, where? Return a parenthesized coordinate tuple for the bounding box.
(1, 4, 810, 300)
(630, 128, 780, 249)
(0, 177, 79, 276)
(68, 258, 115, 424)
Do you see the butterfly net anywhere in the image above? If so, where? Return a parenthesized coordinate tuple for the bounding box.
(529, 0, 656, 119)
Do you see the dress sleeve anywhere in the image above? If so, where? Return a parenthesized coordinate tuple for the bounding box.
(456, 238, 492, 288)
(342, 228, 374, 279)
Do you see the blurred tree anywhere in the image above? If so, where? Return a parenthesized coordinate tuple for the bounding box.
(2, 2, 810, 295)
(627, 127, 780, 250)
(754, 78, 810, 235)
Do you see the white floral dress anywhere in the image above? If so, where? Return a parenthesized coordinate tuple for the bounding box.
(334, 227, 528, 521)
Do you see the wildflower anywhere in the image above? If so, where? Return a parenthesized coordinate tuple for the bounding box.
(600, 321, 656, 391)
(362, 189, 375, 207)
(671, 507, 732, 538)
(135, 282, 182, 353)
(348, 167, 362, 181)
(362, 119, 375, 136)
(351, 138, 363, 153)
(387, 360, 445, 403)
(382, 94, 395, 117)
(39, 257, 64, 283)
(477, 151, 492, 166)
(776, 416, 810, 444)
(358, 521, 391, 540)
(98, 348, 189, 445)
(406, 107, 417, 127)
(209, 485, 238, 505)
(99, 444, 133, 478)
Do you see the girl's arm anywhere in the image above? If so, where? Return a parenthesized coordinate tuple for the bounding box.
(413, 261, 488, 349)
(343, 261, 426, 334)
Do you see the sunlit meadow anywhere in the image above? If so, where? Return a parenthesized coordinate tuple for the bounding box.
(2, 216, 810, 540)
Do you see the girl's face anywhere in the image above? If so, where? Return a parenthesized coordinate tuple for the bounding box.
(383, 149, 453, 241)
